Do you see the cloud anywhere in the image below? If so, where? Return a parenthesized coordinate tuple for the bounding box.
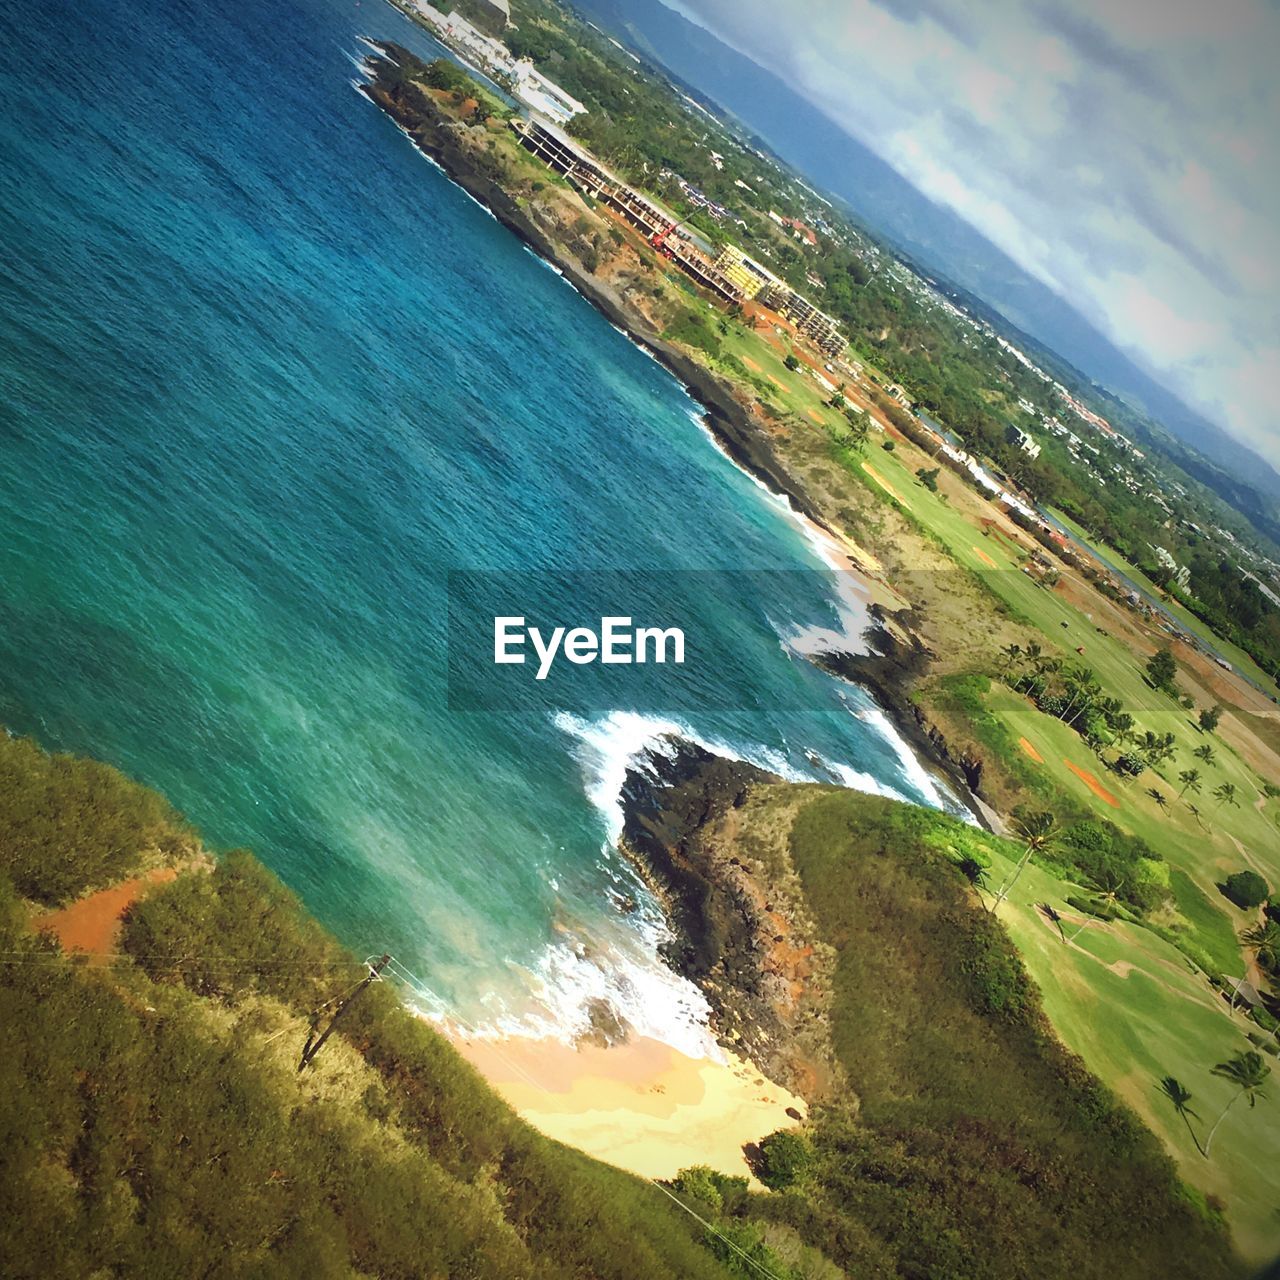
(661, 0, 1280, 465)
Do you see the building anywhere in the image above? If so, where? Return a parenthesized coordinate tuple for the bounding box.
(436, 11, 512, 75)
(511, 60, 586, 126)
(1005, 424, 1042, 460)
(1152, 544, 1191, 590)
(510, 118, 742, 305)
(470, 0, 510, 29)
(510, 120, 843, 332)
(757, 282, 845, 356)
(712, 245, 780, 300)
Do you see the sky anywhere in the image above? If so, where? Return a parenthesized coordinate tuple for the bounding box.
(660, 0, 1279, 466)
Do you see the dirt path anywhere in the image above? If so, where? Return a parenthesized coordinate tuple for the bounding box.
(37, 867, 177, 962)
(1018, 737, 1044, 763)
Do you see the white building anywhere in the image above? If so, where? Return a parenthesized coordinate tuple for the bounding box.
(512, 60, 587, 125)
(1005, 424, 1041, 460)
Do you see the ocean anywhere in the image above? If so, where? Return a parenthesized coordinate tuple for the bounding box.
(0, 0, 959, 1053)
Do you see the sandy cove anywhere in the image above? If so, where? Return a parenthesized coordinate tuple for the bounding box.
(451, 1032, 806, 1182)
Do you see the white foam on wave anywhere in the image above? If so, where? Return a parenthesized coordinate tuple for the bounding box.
(344, 47, 376, 81)
(492, 912, 723, 1060)
(680, 406, 872, 656)
(553, 708, 809, 844)
(523, 244, 566, 277)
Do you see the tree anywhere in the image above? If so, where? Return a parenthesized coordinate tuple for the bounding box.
(992, 812, 1058, 909)
(1159, 1076, 1204, 1155)
(1136, 730, 1176, 770)
(1204, 1051, 1271, 1157)
(1212, 782, 1239, 809)
(783, 353, 800, 372)
(1193, 743, 1217, 766)
(916, 466, 940, 492)
(1146, 646, 1178, 692)
(1061, 667, 1101, 726)
(1222, 870, 1269, 909)
(752, 1129, 812, 1190)
(999, 643, 1023, 675)
(1177, 768, 1202, 799)
(1240, 920, 1280, 973)
(1199, 704, 1223, 733)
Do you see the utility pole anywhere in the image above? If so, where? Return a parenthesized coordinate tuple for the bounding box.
(298, 954, 390, 1072)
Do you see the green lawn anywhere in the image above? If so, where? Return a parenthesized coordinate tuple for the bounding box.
(982, 682, 1277, 965)
(835, 434, 1280, 903)
(1047, 507, 1280, 701)
(988, 846, 1280, 1264)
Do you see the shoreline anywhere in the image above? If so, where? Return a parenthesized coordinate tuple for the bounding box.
(449, 1029, 806, 1182)
(357, 50, 985, 824)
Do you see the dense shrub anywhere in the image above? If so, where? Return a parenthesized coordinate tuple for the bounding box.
(753, 1130, 813, 1191)
(0, 731, 186, 905)
(1221, 870, 1269, 909)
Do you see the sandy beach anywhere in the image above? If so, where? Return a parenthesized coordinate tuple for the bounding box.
(452, 1032, 807, 1181)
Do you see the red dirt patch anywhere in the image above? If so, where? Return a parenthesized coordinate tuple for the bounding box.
(807, 408, 825, 425)
(1063, 758, 1120, 807)
(973, 545, 998, 568)
(742, 356, 763, 373)
(37, 867, 178, 963)
(1018, 737, 1044, 763)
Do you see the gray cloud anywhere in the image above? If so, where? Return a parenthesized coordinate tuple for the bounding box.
(663, 0, 1280, 464)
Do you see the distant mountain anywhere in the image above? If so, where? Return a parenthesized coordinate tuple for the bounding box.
(571, 0, 1280, 512)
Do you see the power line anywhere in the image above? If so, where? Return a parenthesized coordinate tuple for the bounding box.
(4, 939, 789, 1276)
(382, 958, 787, 1280)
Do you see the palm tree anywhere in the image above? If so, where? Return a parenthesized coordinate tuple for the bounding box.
(1138, 730, 1176, 770)
(1068, 869, 1127, 940)
(955, 856, 988, 893)
(1178, 767, 1202, 799)
(1041, 902, 1066, 942)
(1213, 782, 1239, 809)
(1204, 1051, 1271, 1157)
(1159, 1076, 1205, 1155)
(992, 812, 1058, 910)
(1240, 920, 1280, 973)
(999, 643, 1023, 677)
(1193, 743, 1217, 766)
(1061, 667, 1101, 726)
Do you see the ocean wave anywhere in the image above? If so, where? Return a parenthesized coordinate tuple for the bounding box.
(552, 708, 810, 844)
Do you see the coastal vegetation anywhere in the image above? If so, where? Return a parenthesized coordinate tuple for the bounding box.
(643, 777, 1251, 1276)
(4, 725, 1261, 1276)
(0, 731, 739, 1279)
(448, 0, 1280, 682)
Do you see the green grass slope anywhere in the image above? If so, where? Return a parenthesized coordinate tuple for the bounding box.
(740, 786, 1247, 1279)
(0, 732, 741, 1280)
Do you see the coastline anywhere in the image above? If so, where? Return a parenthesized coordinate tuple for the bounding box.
(357, 49, 984, 824)
(357, 58, 849, 545)
(450, 1031, 806, 1182)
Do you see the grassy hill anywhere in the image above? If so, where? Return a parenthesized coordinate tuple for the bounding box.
(0, 732, 743, 1280)
(0, 729, 1254, 1276)
(718, 785, 1247, 1278)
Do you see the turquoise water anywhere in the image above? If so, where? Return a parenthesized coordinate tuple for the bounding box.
(0, 0, 955, 1048)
